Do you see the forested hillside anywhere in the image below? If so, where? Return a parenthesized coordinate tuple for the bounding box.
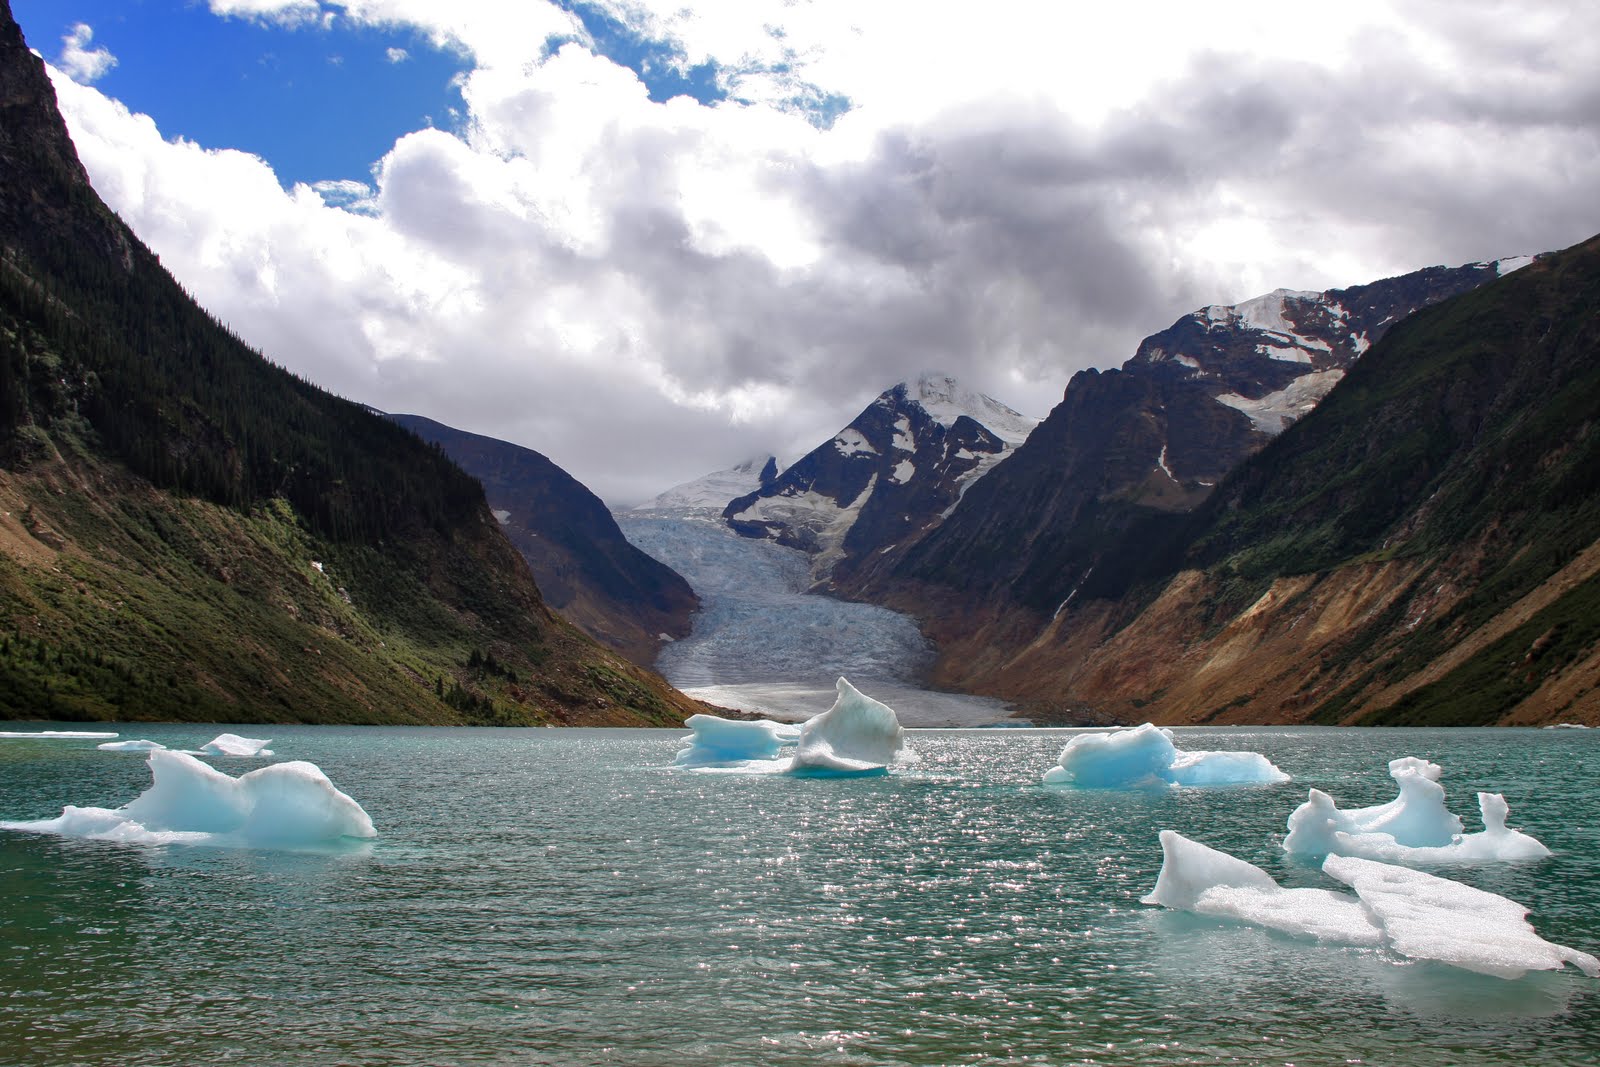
(0, 3, 702, 726)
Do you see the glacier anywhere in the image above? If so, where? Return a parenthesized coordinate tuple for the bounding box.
(1, 749, 375, 850)
(619, 505, 1016, 726)
(1042, 723, 1289, 788)
(1144, 831, 1598, 980)
(1283, 756, 1550, 863)
(674, 678, 910, 776)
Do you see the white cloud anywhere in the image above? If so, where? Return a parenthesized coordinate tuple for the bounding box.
(58, 23, 116, 85)
(40, 1, 1600, 505)
(385, 46, 409, 63)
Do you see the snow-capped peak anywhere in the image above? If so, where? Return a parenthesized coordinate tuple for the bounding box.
(890, 371, 1038, 445)
(637, 455, 778, 513)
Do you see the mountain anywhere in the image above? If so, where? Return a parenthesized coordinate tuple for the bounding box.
(897, 234, 1600, 726)
(723, 373, 1037, 585)
(639, 455, 778, 513)
(839, 259, 1523, 677)
(388, 413, 697, 665)
(0, 3, 702, 726)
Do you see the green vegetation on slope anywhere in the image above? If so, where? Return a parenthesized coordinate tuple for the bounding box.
(0, 8, 697, 726)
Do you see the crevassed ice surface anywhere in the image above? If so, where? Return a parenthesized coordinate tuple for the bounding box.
(620, 510, 1014, 725)
(3, 723, 1597, 1066)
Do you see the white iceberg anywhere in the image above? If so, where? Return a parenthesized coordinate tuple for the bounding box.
(1, 749, 375, 849)
(791, 678, 908, 776)
(672, 678, 910, 776)
(1144, 831, 1598, 980)
(199, 733, 274, 757)
(0, 730, 119, 739)
(1142, 830, 1382, 945)
(674, 714, 801, 769)
(97, 739, 168, 752)
(1042, 723, 1289, 788)
(1322, 854, 1598, 980)
(1284, 757, 1549, 863)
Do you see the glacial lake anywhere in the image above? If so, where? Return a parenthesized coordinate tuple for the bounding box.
(2, 723, 1597, 1066)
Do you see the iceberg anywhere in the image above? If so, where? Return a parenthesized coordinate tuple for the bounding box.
(97, 739, 168, 752)
(791, 678, 908, 776)
(674, 714, 801, 769)
(1284, 757, 1549, 863)
(1, 749, 375, 849)
(199, 733, 274, 757)
(1142, 830, 1382, 945)
(1322, 855, 1598, 980)
(1144, 831, 1598, 980)
(672, 678, 910, 776)
(1043, 723, 1289, 788)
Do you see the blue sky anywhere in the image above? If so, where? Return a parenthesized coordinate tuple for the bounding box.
(12, 1, 1599, 504)
(14, 0, 740, 192)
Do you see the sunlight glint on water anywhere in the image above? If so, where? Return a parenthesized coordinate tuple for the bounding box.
(1, 724, 1597, 1066)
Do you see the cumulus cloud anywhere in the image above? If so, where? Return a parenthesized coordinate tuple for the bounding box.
(41, 1, 1600, 504)
(58, 23, 116, 84)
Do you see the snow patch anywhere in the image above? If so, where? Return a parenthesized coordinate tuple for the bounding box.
(1496, 255, 1534, 276)
(1215, 369, 1345, 434)
(1257, 342, 1313, 363)
(890, 459, 915, 484)
(832, 428, 877, 457)
(491, 509, 511, 525)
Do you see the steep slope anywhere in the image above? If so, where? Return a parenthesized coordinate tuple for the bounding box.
(846, 259, 1519, 660)
(0, 4, 701, 726)
(950, 234, 1600, 726)
(388, 413, 697, 665)
(724, 373, 1037, 585)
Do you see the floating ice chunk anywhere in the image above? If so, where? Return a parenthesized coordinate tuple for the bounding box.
(1042, 723, 1289, 789)
(0, 730, 119, 739)
(1143, 830, 1383, 944)
(97, 739, 167, 752)
(791, 678, 908, 776)
(674, 714, 801, 769)
(199, 733, 274, 757)
(1323, 855, 1598, 979)
(1, 749, 375, 849)
(1143, 833, 1596, 979)
(1284, 758, 1547, 863)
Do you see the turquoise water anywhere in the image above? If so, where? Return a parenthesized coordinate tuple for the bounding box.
(2, 724, 1597, 1066)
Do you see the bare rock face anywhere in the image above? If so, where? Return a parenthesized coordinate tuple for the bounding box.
(856, 260, 1518, 623)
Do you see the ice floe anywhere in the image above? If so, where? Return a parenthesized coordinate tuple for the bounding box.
(674, 714, 801, 770)
(1042, 723, 1289, 789)
(0, 730, 119, 739)
(1, 749, 375, 849)
(199, 733, 274, 757)
(1283, 757, 1549, 863)
(97, 739, 167, 752)
(1144, 831, 1597, 980)
(673, 677, 909, 776)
